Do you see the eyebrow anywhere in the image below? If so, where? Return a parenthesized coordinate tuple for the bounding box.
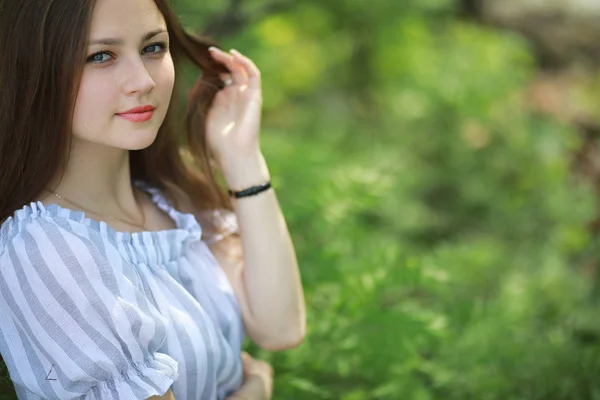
(88, 29, 168, 46)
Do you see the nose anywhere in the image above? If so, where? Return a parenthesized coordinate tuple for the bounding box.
(121, 58, 156, 95)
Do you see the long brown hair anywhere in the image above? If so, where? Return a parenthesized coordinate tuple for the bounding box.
(0, 0, 232, 233)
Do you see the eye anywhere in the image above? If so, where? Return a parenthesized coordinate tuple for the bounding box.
(87, 52, 112, 64)
(86, 41, 169, 64)
(143, 41, 169, 55)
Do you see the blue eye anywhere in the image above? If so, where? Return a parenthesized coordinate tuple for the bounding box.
(88, 53, 111, 63)
(86, 42, 169, 64)
(143, 42, 168, 55)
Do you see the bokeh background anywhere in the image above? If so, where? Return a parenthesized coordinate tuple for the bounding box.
(3, 0, 600, 399)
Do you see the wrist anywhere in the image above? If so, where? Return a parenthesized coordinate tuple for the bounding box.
(228, 181, 271, 199)
(244, 374, 272, 400)
(219, 152, 271, 190)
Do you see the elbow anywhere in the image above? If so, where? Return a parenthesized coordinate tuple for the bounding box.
(257, 331, 305, 352)
(253, 321, 306, 352)
(266, 340, 303, 352)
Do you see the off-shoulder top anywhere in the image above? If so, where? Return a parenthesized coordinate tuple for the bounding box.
(0, 180, 244, 399)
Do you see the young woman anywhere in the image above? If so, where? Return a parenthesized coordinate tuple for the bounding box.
(0, 0, 306, 399)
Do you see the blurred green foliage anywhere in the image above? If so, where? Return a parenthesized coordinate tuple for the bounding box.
(3, 0, 600, 399)
(201, 1, 600, 399)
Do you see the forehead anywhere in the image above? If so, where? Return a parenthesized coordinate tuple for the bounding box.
(89, 0, 166, 35)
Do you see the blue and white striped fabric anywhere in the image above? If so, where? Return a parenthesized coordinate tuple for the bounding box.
(0, 181, 245, 399)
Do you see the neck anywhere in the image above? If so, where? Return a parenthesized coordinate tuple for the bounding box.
(46, 140, 143, 220)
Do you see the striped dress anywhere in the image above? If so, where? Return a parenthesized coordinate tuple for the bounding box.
(0, 181, 245, 399)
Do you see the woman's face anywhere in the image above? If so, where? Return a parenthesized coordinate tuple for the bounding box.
(72, 0, 175, 151)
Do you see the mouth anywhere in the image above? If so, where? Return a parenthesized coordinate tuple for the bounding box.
(117, 111, 154, 122)
(117, 105, 156, 123)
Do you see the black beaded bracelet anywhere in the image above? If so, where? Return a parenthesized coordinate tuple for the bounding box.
(228, 181, 272, 198)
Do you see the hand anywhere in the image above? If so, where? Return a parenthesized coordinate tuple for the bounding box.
(202, 47, 263, 168)
(226, 352, 274, 400)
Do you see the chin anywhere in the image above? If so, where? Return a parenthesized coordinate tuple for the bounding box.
(120, 128, 160, 150)
(124, 136, 159, 151)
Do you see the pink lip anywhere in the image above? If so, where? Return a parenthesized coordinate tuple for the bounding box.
(119, 105, 155, 114)
(117, 105, 155, 122)
(118, 111, 154, 122)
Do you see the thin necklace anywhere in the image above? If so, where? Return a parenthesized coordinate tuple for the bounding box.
(45, 188, 148, 231)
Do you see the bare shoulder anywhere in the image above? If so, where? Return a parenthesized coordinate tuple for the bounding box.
(166, 185, 244, 283)
(164, 183, 240, 251)
(209, 231, 243, 260)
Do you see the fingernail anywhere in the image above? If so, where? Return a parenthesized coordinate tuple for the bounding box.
(230, 49, 240, 55)
(208, 46, 219, 52)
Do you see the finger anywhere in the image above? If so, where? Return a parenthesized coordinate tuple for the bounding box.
(208, 47, 247, 87)
(256, 360, 274, 377)
(230, 49, 261, 89)
(240, 352, 253, 367)
(226, 55, 247, 87)
(219, 73, 233, 87)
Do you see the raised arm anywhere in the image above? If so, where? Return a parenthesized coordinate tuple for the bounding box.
(193, 47, 306, 351)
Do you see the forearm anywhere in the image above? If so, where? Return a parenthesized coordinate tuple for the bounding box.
(227, 375, 271, 400)
(226, 352, 274, 400)
(219, 151, 306, 349)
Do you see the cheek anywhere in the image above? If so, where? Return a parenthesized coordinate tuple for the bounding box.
(157, 56, 176, 100)
(72, 73, 115, 131)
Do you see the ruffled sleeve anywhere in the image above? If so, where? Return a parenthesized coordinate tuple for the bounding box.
(0, 214, 178, 399)
(196, 209, 239, 246)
